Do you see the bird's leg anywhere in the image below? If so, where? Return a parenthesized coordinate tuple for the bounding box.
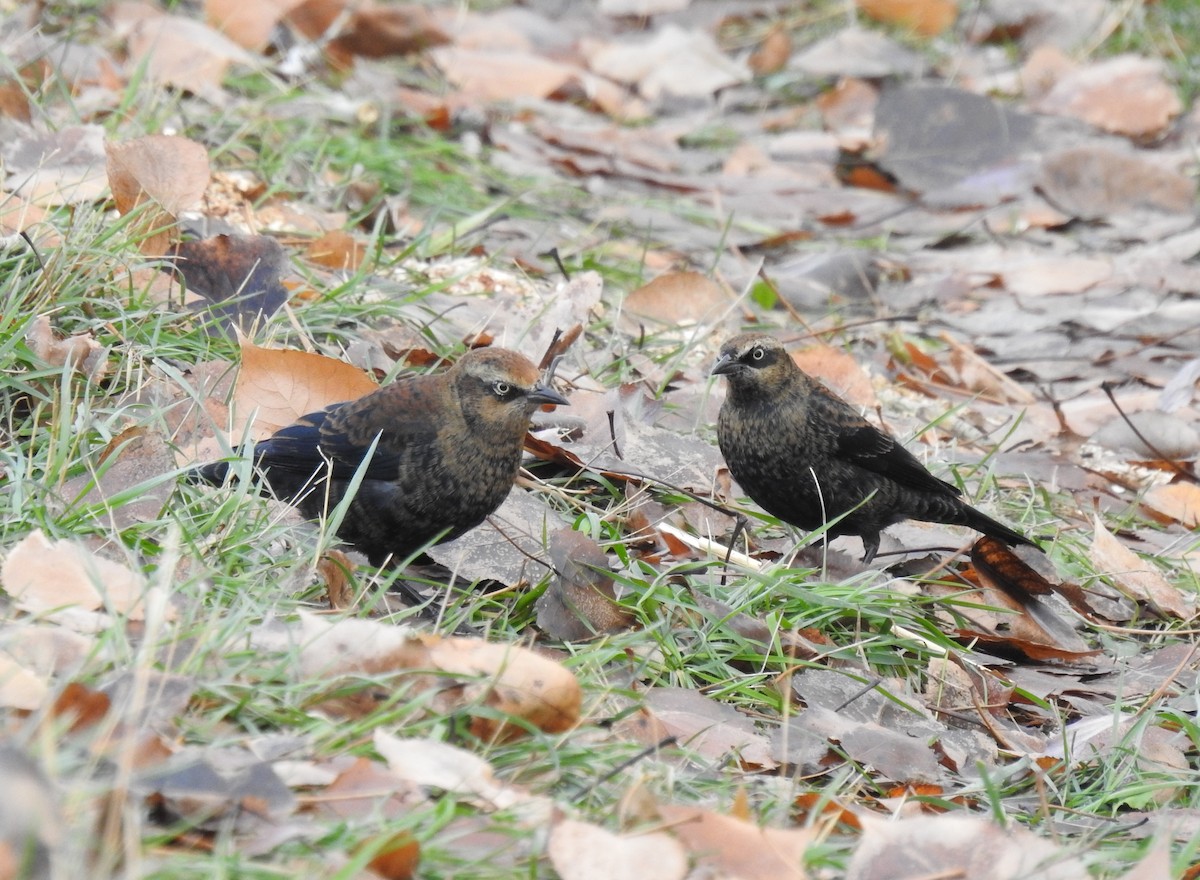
(859, 533, 880, 565)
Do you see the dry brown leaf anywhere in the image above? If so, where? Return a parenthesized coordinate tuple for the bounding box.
(586, 25, 750, 101)
(330, 4, 449, 59)
(126, 12, 256, 99)
(425, 635, 582, 738)
(657, 804, 813, 879)
(0, 192, 60, 246)
(857, 0, 957, 36)
(537, 529, 633, 640)
(5, 124, 108, 206)
(848, 814, 1087, 880)
(1090, 516, 1197, 619)
(205, 0, 306, 51)
(999, 255, 1112, 297)
(622, 271, 730, 327)
(25, 315, 108, 381)
(0, 654, 49, 710)
(939, 333, 1036, 404)
(1142, 482, 1200, 530)
(106, 135, 210, 255)
(1031, 55, 1182, 140)
(62, 426, 177, 528)
(815, 78, 878, 145)
(0, 530, 163, 620)
(643, 687, 776, 768)
(289, 613, 582, 737)
(548, 819, 688, 880)
(748, 25, 792, 75)
(305, 229, 367, 270)
(432, 47, 575, 102)
(231, 337, 378, 440)
(1039, 147, 1196, 219)
(791, 345, 878, 410)
(373, 732, 538, 812)
(360, 831, 421, 880)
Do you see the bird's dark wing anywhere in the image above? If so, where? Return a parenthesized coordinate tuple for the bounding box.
(255, 380, 441, 481)
(834, 422, 961, 497)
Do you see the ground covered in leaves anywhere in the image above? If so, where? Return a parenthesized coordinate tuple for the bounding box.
(2, 0, 1200, 878)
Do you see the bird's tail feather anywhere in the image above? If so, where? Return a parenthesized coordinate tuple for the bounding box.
(960, 504, 1037, 550)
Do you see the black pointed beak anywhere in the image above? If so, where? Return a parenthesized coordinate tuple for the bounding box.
(711, 353, 739, 377)
(529, 382, 569, 407)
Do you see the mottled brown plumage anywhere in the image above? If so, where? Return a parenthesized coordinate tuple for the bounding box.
(712, 333, 1034, 563)
(192, 347, 567, 565)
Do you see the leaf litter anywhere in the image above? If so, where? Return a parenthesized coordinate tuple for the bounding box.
(2, 0, 1200, 875)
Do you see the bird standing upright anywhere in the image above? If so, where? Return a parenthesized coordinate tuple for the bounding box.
(192, 347, 568, 565)
(711, 333, 1035, 563)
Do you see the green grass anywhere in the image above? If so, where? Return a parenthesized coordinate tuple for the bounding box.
(2, 4, 1199, 878)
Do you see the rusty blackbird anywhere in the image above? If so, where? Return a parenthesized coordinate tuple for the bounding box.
(192, 347, 568, 565)
(712, 333, 1035, 563)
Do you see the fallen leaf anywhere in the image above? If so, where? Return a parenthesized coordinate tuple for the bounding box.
(548, 819, 688, 880)
(586, 25, 750, 101)
(537, 528, 633, 640)
(4, 124, 108, 206)
(277, 613, 582, 737)
(791, 345, 878, 410)
(1039, 146, 1196, 219)
(126, 11, 257, 100)
(1142, 483, 1200, 531)
(622, 270, 730, 328)
(658, 804, 813, 879)
(230, 337, 378, 441)
(1, 530, 157, 619)
(25, 315, 108, 381)
(170, 234, 290, 334)
(1090, 516, 1197, 619)
(206, 0, 306, 51)
(1031, 55, 1181, 139)
(373, 732, 531, 810)
(848, 814, 1088, 880)
(62, 426, 177, 528)
(857, 0, 957, 36)
(748, 25, 792, 75)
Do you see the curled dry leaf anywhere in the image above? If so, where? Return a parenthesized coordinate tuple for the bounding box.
(1038, 147, 1196, 220)
(747, 25, 792, 76)
(424, 634, 582, 738)
(537, 528, 633, 640)
(206, 0, 306, 52)
(290, 613, 582, 737)
(25, 315, 108, 381)
(106, 134, 210, 255)
(939, 333, 1036, 404)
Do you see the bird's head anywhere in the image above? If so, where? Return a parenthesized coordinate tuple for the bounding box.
(453, 347, 568, 436)
(711, 333, 792, 393)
